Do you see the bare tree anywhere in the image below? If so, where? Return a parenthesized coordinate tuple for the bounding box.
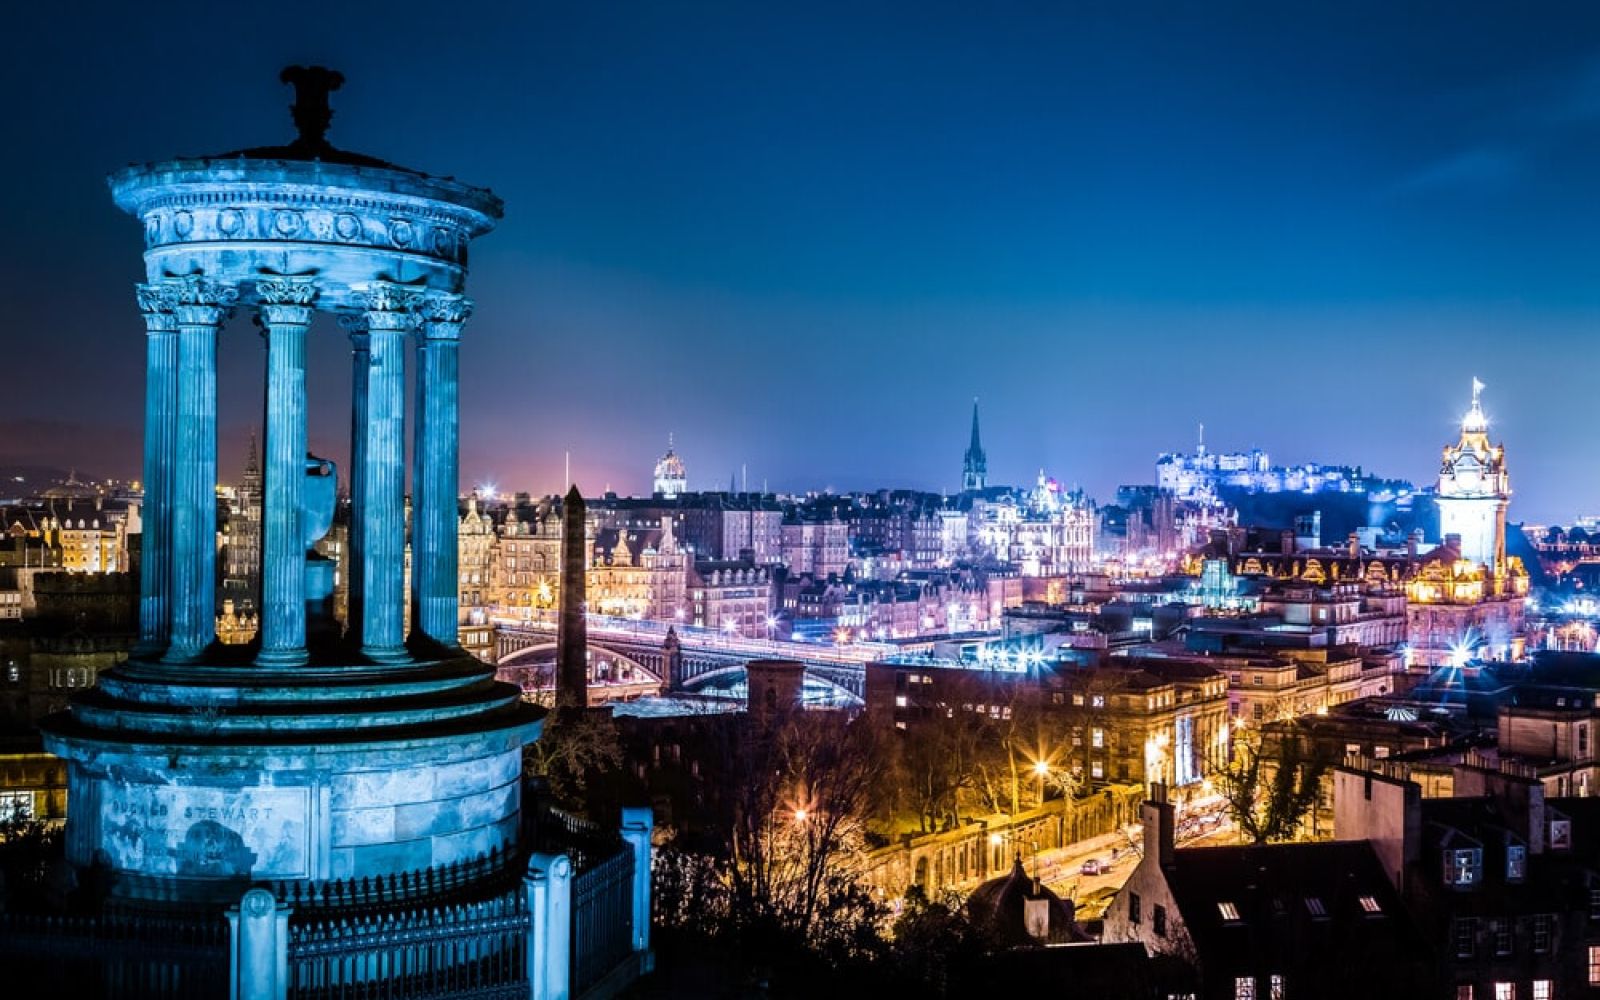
(1211, 721, 1331, 844)
(728, 706, 882, 945)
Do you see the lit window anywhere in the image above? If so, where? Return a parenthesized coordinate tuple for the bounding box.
(1531, 980, 1551, 1000)
(1506, 844, 1526, 881)
(1590, 945, 1600, 985)
(1456, 987, 1473, 1000)
(1235, 977, 1255, 1000)
(1445, 848, 1482, 886)
(1092, 694, 1106, 708)
(894, 695, 907, 708)
(1092, 728, 1105, 748)
(1072, 693, 1085, 706)
(1305, 897, 1326, 917)
(1091, 760, 1104, 779)
(1494, 984, 1513, 1000)
(1270, 975, 1284, 1000)
(0, 791, 32, 823)
(1218, 901, 1241, 921)
(1358, 895, 1382, 914)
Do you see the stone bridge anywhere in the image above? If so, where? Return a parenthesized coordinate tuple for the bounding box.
(493, 622, 865, 702)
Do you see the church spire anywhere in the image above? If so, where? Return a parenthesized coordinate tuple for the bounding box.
(963, 398, 987, 492)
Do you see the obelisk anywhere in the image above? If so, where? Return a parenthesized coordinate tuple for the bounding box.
(556, 485, 588, 711)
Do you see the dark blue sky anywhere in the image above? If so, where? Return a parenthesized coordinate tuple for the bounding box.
(3, 3, 1599, 521)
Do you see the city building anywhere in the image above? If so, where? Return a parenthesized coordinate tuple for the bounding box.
(865, 650, 1228, 791)
(591, 517, 689, 621)
(652, 436, 687, 498)
(686, 558, 775, 637)
(1105, 787, 1430, 999)
(1335, 758, 1600, 1000)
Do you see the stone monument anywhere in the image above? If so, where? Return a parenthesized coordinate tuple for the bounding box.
(42, 68, 542, 899)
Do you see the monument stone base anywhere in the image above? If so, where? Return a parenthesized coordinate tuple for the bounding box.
(42, 649, 541, 903)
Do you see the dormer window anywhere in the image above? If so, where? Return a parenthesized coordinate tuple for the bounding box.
(1218, 901, 1242, 922)
(1358, 895, 1382, 914)
(1305, 897, 1327, 918)
(1445, 848, 1482, 886)
(1506, 844, 1526, 881)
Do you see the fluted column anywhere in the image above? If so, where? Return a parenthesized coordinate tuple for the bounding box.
(354, 282, 420, 662)
(344, 317, 370, 640)
(255, 277, 318, 666)
(412, 293, 471, 650)
(165, 276, 236, 663)
(135, 284, 178, 656)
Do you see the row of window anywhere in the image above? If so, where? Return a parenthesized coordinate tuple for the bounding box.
(1444, 845, 1530, 887)
(1452, 914, 1556, 958)
(1457, 981, 1556, 1000)
(1234, 974, 1285, 1000)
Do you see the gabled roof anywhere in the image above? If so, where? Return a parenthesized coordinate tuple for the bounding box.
(1165, 841, 1421, 967)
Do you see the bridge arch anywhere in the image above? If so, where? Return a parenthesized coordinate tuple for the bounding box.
(679, 664, 862, 706)
(496, 641, 663, 687)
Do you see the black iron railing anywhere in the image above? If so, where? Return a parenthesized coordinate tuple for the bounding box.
(286, 889, 529, 1000)
(270, 847, 520, 917)
(570, 845, 635, 996)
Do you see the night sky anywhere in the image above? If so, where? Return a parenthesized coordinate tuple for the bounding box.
(3, 3, 1600, 521)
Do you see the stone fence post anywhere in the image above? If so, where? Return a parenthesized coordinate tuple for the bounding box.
(227, 887, 289, 1000)
(620, 806, 654, 963)
(526, 851, 573, 1000)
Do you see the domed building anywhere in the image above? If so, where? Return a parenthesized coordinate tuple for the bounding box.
(653, 436, 688, 498)
(966, 855, 1092, 947)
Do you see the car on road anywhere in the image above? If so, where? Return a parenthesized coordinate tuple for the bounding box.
(1080, 858, 1109, 875)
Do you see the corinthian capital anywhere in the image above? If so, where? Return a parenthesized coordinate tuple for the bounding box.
(165, 275, 239, 328)
(355, 280, 425, 332)
(256, 276, 319, 329)
(257, 276, 320, 307)
(419, 293, 473, 340)
(135, 283, 178, 334)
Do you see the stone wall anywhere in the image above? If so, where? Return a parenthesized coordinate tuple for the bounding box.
(862, 784, 1143, 899)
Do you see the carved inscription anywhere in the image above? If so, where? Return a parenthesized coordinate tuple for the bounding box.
(100, 783, 311, 878)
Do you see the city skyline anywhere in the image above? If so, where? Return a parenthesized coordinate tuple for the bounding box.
(4, 4, 1600, 520)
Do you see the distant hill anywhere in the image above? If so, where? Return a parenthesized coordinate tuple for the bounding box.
(0, 465, 87, 498)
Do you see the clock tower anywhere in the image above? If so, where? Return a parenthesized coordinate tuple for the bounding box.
(1436, 378, 1509, 578)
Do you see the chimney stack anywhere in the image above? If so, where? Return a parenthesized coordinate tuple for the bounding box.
(1142, 782, 1176, 869)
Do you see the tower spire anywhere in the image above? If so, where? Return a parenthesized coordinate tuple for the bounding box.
(963, 397, 987, 492)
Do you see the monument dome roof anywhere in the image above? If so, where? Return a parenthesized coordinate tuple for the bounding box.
(110, 66, 503, 224)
